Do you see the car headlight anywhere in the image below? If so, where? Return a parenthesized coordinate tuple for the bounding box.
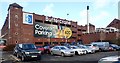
(25, 52, 30, 54)
(38, 51, 41, 54)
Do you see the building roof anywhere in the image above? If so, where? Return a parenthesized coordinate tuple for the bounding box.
(107, 18, 120, 29)
(85, 23, 95, 27)
(8, 3, 23, 10)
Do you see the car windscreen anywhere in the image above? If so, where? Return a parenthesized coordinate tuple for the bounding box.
(71, 46, 79, 49)
(22, 44, 36, 50)
(60, 47, 69, 50)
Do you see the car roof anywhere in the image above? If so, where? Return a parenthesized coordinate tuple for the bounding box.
(55, 46, 66, 47)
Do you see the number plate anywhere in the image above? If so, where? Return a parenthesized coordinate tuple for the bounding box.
(31, 56, 37, 57)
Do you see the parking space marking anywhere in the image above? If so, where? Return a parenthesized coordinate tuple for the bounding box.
(10, 55, 21, 61)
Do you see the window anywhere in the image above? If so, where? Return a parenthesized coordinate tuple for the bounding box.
(15, 32, 18, 35)
(35, 42, 43, 44)
(52, 42, 58, 45)
(60, 42, 65, 45)
(35, 20, 43, 23)
(15, 24, 18, 27)
(53, 46, 59, 49)
(44, 42, 49, 45)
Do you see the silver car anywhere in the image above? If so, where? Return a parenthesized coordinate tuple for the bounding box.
(79, 45, 95, 54)
(98, 55, 120, 63)
(50, 46, 75, 57)
(69, 46, 87, 55)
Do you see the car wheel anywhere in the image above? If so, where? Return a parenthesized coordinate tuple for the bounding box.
(84, 51, 87, 54)
(21, 56, 25, 61)
(16, 54, 19, 58)
(92, 50, 95, 53)
(75, 51, 78, 55)
(61, 52, 65, 57)
(51, 51, 54, 55)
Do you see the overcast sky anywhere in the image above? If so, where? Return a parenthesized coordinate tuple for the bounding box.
(0, 0, 119, 29)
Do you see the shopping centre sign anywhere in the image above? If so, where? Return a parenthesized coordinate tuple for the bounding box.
(34, 22, 72, 38)
(46, 16, 71, 25)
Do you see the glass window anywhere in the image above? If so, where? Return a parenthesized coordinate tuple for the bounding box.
(60, 47, 66, 50)
(52, 42, 58, 45)
(22, 44, 36, 49)
(35, 42, 43, 44)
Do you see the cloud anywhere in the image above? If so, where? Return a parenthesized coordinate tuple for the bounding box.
(93, 0, 120, 9)
(0, 0, 94, 2)
(42, 3, 54, 16)
(93, 0, 110, 9)
(6, 2, 29, 8)
(93, 11, 110, 22)
(78, 10, 87, 25)
(78, 9, 110, 27)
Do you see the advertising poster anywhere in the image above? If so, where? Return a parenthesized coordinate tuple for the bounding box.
(34, 22, 72, 38)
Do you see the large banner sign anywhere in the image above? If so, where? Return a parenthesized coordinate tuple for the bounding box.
(34, 22, 72, 38)
(23, 13, 33, 25)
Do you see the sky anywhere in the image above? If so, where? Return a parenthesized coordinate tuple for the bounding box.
(0, 0, 119, 30)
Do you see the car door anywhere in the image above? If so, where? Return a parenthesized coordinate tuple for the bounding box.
(54, 47, 60, 55)
(56, 47, 62, 55)
(51, 47, 58, 54)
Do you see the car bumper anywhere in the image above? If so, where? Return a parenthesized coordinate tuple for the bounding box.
(24, 54, 41, 59)
(64, 53, 75, 56)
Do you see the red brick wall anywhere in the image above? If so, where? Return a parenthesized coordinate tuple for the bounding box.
(81, 32, 120, 44)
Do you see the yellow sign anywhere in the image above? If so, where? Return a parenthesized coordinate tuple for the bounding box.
(64, 27, 72, 39)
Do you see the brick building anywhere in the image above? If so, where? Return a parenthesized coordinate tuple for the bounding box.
(81, 19, 120, 44)
(2, 3, 119, 45)
(107, 19, 120, 29)
(2, 3, 88, 46)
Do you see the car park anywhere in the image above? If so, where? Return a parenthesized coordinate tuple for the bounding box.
(50, 46, 75, 57)
(69, 45, 87, 55)
(13, 43, 41, 61)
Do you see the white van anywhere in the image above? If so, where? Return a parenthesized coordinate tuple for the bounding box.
(91, 42, 110, 51)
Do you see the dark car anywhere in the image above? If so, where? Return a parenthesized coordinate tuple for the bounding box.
(13, 43, 41, 61)
(110, 44, 120, 51)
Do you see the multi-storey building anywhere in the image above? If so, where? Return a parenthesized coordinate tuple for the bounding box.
(1, 3, 80, 46)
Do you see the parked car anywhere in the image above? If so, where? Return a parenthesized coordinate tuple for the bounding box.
(110, 44, 120, 51)
(85, 44, 99, 52)
(69, 46, 87, 55)
(98, 55, 120, 63)
(36, 46, 45, 53)
(91, 42, 110, 51)
(50, 46, 75, 57)
(44, 45, 53, 54)
(13, 43, 41, 61)
(78, 45, 95, 54)
(108, 46, 114, 51)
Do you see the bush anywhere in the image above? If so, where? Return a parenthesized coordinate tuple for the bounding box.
(3, 44, 16, 51)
